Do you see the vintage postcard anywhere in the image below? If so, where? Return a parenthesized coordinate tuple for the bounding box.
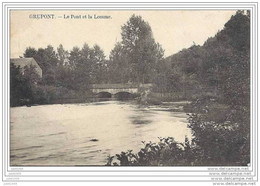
(2, 2, 258, 184)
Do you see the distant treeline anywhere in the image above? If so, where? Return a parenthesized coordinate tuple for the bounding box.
(22, 14, 164, 88)
(11, 11, 249, 107)
(11, 14, 165, 106)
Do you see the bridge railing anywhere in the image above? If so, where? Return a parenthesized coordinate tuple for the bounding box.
(90, 83, 152, 89)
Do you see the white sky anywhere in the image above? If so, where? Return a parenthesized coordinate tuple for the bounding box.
(10, 10, 236, 59)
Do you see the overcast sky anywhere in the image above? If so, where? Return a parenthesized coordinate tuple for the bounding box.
(10, 10, 236, 59)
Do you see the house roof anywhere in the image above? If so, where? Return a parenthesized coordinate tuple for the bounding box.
(10, 58, 41, 70)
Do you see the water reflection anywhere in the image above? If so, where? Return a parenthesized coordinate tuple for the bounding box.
(129, 115, 152, 125)
(10, 101, 191, 166)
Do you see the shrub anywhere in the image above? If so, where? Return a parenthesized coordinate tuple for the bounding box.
(106, 137, 193, 166)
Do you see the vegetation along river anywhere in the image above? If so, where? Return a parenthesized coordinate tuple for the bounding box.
(10, 101, 192, 166)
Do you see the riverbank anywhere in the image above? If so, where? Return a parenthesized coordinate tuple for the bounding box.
(11, 86, 193, 108)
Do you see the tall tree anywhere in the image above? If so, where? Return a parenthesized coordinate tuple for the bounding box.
(90, 44, 106, 83)
(68, 46, 81, 70)
(32, 45, 59, 85)
(57, 44, 69, 66)
(74, 43, 92, 90)
(120, 14, 164, 83)
(108, 42, 129, 83)
(23, 47, 37, 58)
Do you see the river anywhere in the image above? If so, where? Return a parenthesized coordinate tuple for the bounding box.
(10, 101, 192, 166)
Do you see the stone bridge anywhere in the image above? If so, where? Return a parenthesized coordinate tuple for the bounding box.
(90, 83, 152, 95)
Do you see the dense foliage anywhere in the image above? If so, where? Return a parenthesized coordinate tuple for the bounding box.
(106, 137, 193, 166)
(10, 63, 39, 106)
(106, 11, 250, 166)
(23, 44, 107, 88)
(153, 11, 250, 102)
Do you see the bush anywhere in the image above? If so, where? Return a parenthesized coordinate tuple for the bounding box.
(106, 137, 193, 166)
(30, 85, 91, 105)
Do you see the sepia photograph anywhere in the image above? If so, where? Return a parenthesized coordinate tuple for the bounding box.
(9, 9, 250, 168)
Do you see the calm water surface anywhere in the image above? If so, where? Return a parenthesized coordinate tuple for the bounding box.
(10, 101, 191, 166)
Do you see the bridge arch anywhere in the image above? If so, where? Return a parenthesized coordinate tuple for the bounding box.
(96, 91, 112, 98)
(114, 91, 135, 100)
(92, 88, 138, 95)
